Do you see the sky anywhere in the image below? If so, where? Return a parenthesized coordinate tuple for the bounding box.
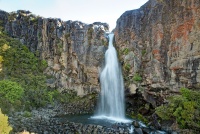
(0, 0, 148, 30)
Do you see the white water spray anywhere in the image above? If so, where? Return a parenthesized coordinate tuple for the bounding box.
(128, 125, 134, 134)
(94, 33, 126, 121)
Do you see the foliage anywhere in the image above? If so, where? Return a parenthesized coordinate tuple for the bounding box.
(133, 73, 142, 82)
(156, 88, 200, 129)
(124, 63, 131, 71)
(0, 80, 24, 113)
(137, 114, 148, 124)
(142, 50, 146, 56)
(0, 89, 23, 113)
(87, 27, 93, 45)
(123, 48, 130, 55)
(0, 38, 39, 78)
(0, 109, 12, 134)
(0, 31, 51, 112)
(23, 111, 32, 118)
(0, 80, 24, 104)
(1, 44, 10, 52)
(0, 23, 81, 114)
(131, 113, 148, 124)
(0, 43, 10, 71)
(39, 60, 48, 71)
(50, 89, 78, 103)
(0, 55, 3, 63)
(12, 74, 52, 110)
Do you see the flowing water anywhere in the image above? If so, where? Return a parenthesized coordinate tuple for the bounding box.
(58, 33, 167, 134)
(93, 33, 126, 122)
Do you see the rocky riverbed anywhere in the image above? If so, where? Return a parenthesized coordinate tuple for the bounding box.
(8, 106, 176, 134)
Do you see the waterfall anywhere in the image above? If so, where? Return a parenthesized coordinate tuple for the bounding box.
(94, 33, 126, 121)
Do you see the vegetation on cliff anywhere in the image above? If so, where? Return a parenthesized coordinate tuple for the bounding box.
(0, 29, 90, 115)
(0, 80, 24, 113)
(156, 88, 200, 130)
(0, 29, 55, 113)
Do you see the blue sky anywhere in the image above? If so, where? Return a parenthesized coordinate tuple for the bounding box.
(0, 0, 148, 30)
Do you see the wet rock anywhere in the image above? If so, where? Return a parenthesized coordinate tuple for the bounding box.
(142, 127, 152, 134)
(138, 107, 149, 115)
(134, 128, 143, 134)
(150, 113, 161, 130)
(132, 121, 140, 128)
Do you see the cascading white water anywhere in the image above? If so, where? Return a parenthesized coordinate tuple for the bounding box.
(94, 33, 126, 121)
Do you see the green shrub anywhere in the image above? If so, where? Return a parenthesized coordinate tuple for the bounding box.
(133, 73, 142, 82)
(0, 80, 24, 104)
(23, 111, 32, 118)
(0, 32, 51, 111)
(123, 48, 130, 55)
(156, 88, 200, 129)
(39, 59, 48, 71)
(0, 109, 12, 133)
(131, 113, 148, 124)
(19, 74, 51, 109)
(0, 26, 81, 112)
(124, 63, 131, 71)
(0, 80, 24, 113)
(0, 55, 3, 63)
(50, 90, 78, 103)
(131, 112, 149, 124)
(142, 50, 146, 56)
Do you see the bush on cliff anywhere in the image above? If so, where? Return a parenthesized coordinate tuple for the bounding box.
(133, 73, 142, 82)
(0, 80, 24, 104)
(0, 80, 24, 113)
(156, 88, 200, 130)
(0, 32, 52, 112)
(0, 109, 12, 133)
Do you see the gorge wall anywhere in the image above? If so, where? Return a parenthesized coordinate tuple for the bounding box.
(0, 10, 108, 96)
(1, 0, 200, 108)
(115, 0, 200, 106)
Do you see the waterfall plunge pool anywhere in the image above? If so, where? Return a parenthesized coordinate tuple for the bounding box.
(54, 33, 167, 133)
(55, 114, 167, 134)
(57, 114, 133, 127)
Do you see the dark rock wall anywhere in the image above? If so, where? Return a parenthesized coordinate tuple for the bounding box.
(115, 0, 200, 93)
(0, 10, 109, 96)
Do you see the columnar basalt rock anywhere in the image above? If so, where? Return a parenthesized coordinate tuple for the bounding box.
(115, 0, 200, 105)
(0, 10, 109, 96)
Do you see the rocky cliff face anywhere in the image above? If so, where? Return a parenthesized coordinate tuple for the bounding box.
(0, 10, 109, 96)
(115, 0, 200, 94)
(115, 0, 200, 108)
